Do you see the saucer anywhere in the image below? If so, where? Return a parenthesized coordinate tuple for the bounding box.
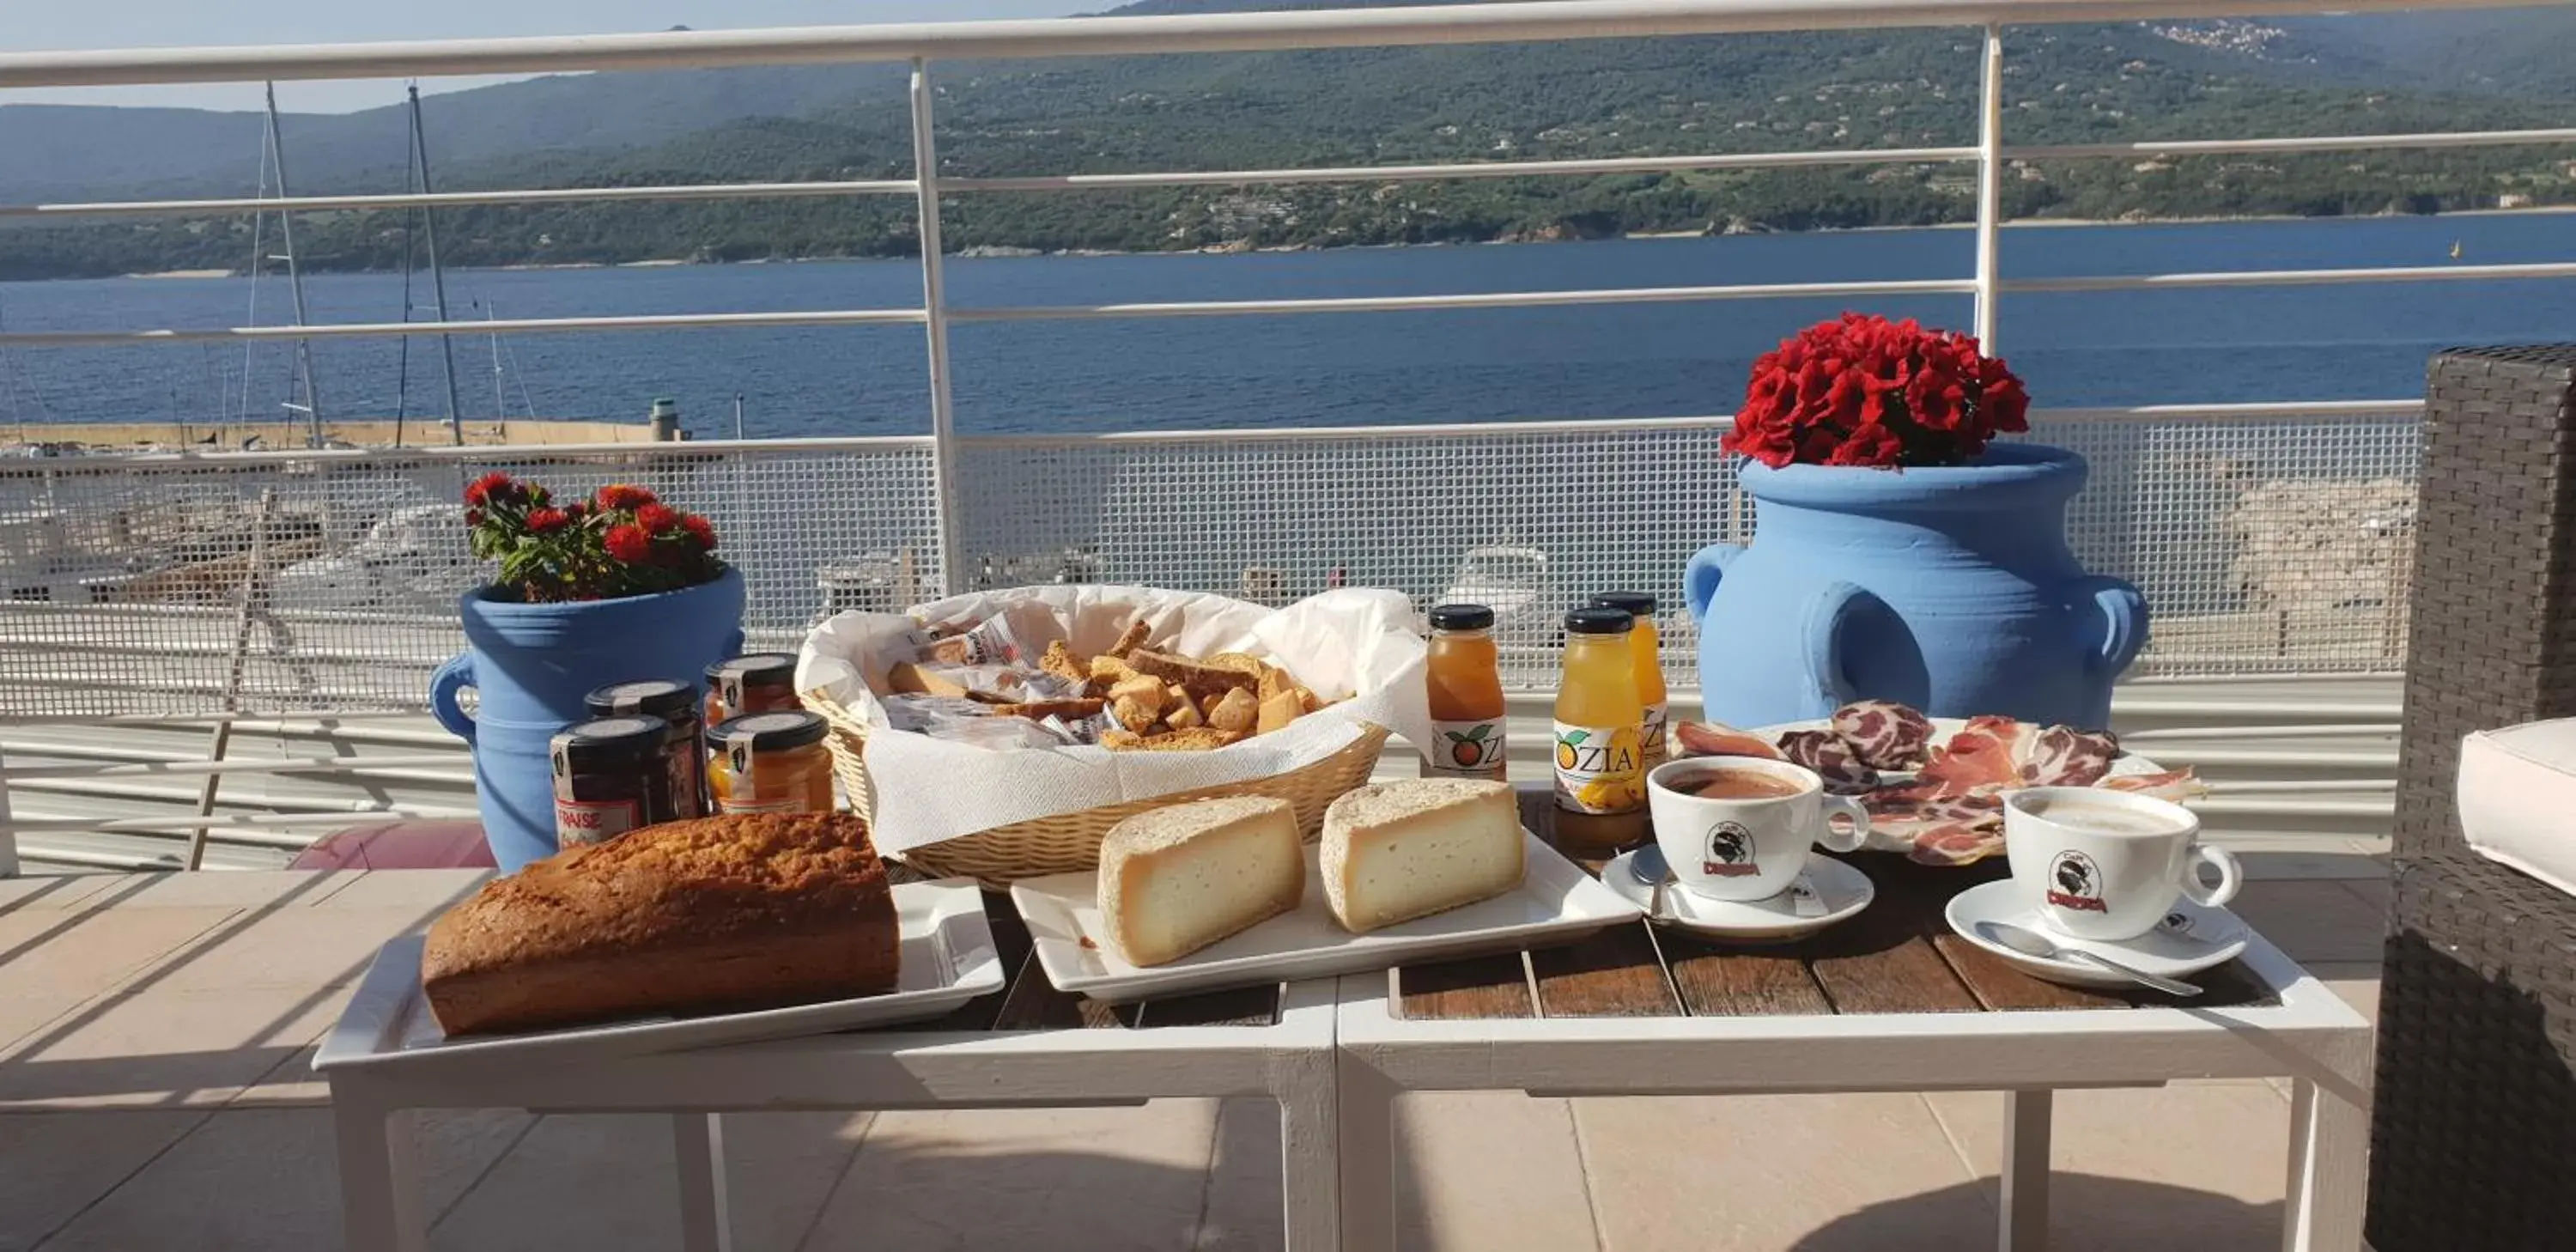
(1601, 851, 1874, 942)
(1943, 878, 2251, 991)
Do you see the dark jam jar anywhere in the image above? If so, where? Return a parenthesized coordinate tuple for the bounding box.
(703, 653, 801, 726)
(585, 679, 708, 821)
(550, 715, 684, 848)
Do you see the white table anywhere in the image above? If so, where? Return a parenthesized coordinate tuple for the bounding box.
(318, 926, 1342, 1252)
(1327, 809, 2375, 1252)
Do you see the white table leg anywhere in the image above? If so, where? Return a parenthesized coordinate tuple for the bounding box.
(1337, 1055, 1400, 1252)
(2000, 1089, 2052, 1252)
(332, 1097, 428, 1252)
(1280, 1080, 1340, 1252)
(672, 1112, 733, 1252)
(2281, 1079, 2369, 1252)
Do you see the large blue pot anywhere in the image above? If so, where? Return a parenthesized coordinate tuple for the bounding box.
(1685, 445, 2145, 731)
(429, 568, 745, 872)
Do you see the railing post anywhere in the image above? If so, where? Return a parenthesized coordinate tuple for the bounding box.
(1973, 22, 2004, 351)
(910, 58, 965, 598)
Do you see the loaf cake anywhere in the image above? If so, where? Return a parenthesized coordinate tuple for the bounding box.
(1096, 796, 1304, 966)
(1321, 779, 1524, 933)
(422, 812, 900, 1036)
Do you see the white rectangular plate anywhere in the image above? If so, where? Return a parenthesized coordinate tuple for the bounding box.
(313, 878, 1003, 1073)
(1012, 831, 1641, 1004)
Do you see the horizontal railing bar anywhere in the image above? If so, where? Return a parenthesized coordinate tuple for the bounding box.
(0, 754, 462, 781)
(959, 414, 1735, 447)
(2002, 261, 2576, 293)
(0, 307, 928, 349)
(0, 179, 920, 221)
(0, 809, 466, 834)
(0, 434, 936, 473)
(947, 146, 1983, 192)
(2004, 126, 2576, 161)
(950, 280, 1980, 322)
(2037, 400, 2421, 422)
(16, 127, 2576, 222)
(0, 0, 2536, 88)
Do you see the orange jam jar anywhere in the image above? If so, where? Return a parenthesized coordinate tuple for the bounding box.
(707, 710, 836, 816)
(702, 653, 801, 727)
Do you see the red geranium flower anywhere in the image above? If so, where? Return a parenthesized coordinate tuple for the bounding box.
(635, 503, 681, 534)
(524, 507, 569, 533)
(594, 483, 657, 512)
(464, 471, 514, 507)
(1723, 313, 2029, 470)
(603, 524, 653, 564)
(681, 514, 717, 550)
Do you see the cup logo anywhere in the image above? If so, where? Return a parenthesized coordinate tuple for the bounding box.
(1703, 821, 1759, 877)
(2045, 850, 2108, 914)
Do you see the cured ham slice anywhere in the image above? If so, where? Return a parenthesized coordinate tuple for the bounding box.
(1915, 715, 2032, 793)
(1777, 730, 1879, 793)
(1671, 720, 1786, 761)
(1830, 700, 1935, 770)
(2099, 769, 2207, 803)
(2020, 725, 2121, 787)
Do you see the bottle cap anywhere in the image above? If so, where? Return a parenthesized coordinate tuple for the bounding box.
(1589, 591, 1657, 617)
(1428, 604, 1496, 631)
(705, 653, 799, 686)
(585, 679, 696, 724)
(551, 715, 669, 769)
(712, 710, 829, 752)
(1564, 607, 1634, 635)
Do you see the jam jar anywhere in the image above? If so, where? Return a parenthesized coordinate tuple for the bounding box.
(703, 653, 801, 727)
(585, 679, 708, 820)
(707, 710, 836, 816)
(550, 715, 688, 848)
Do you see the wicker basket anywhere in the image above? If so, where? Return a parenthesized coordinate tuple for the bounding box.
(804, 689, 1391, 884)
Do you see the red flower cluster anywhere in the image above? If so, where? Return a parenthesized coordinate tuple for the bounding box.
(1724, 313, 2032, 471)
(462, 473, 726, 603)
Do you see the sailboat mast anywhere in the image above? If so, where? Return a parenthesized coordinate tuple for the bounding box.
(262, 82, 324, 447)
(408, 85, 467, 447)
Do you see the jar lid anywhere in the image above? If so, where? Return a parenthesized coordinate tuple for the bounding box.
(712, 710, 829, 752)
(1428, 603, 1495, 631)
(705, 653, 799, 686)
(552, 715, 670, 766)
(586, 679, 696, 722)
(1589, 591, 1657, 617)
(1564, 607, 1634, 635)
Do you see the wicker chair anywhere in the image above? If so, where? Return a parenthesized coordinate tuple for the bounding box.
(2371, 346, 2576, 1250)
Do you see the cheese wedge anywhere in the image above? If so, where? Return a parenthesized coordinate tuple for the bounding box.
(1321, 779, 1524, 933)
(1097, 796, 1304, 966)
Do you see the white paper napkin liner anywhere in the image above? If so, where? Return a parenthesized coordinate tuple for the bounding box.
(796, 585, 1431, 854)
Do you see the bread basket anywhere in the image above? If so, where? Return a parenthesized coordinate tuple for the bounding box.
(805, 690, 1388, 884)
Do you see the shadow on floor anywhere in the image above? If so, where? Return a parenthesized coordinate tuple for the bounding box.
(1795, 1174, 2282, 1252)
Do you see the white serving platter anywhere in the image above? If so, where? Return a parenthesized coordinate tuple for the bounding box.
(1010, 830, 1643, 1004)
(313, 878, 1004, 1074)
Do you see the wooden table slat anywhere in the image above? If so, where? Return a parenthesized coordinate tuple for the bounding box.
(1658, 931, 1835, 1017)
(1398, 952, 1536, 1020)
(1528, 923, 1680, 1018)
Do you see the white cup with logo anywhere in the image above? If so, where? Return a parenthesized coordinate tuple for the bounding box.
(2003, 787, 2242, 943)
(1645, 757, 1870, 903)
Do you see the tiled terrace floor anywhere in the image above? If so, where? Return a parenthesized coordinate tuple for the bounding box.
(0, 848, 2388, 1252)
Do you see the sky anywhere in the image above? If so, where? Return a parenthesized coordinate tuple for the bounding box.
(2, 1, 1088, 112)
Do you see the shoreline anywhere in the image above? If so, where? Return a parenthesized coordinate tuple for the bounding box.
(36, 204, 2574, 283)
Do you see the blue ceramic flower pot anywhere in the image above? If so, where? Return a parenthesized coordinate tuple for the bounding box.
(1685, 444, 2145, 731)
(429, 568, 746, 872)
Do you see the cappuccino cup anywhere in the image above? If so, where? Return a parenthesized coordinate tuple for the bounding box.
(1647, 757, 1869, 903)
(2004, 787, 2240, 943)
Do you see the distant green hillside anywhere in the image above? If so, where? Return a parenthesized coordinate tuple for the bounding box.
(5, 5, 2576, 279)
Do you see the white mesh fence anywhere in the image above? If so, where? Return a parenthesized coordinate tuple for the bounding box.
(0, 410, 2415, 717)
(0, 442, 942, 718)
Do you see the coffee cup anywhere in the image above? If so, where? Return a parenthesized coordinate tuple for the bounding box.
(2003, 787, 2241, 942)
(1646, 757, 1869, 903)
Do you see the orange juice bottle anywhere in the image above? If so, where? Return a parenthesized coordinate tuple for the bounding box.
(1423, 604, 1506, 781)
(1552, 606, 1647, 851)
(1589, 592, 1668, 771)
